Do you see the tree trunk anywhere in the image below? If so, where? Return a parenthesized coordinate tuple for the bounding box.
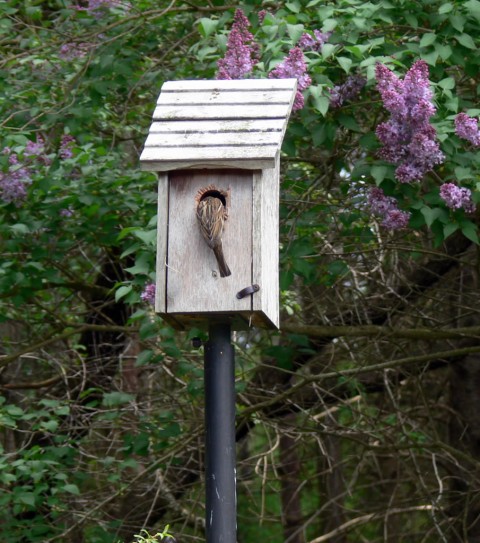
(449, 354, 480, 542)
(279, 417, 305, 543)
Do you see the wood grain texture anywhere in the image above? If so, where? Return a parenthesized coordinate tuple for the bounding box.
(160, 78, 298, 91)
(156, 89, 295, 105)
(155, 174, 169, 314)
(166, 170, 253, 314)
(140, 78, 297, 172)
(252, 160, 280, 329)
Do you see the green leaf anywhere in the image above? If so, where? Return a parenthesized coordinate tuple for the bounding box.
(421, 206, 448, 227)
(40, 420, 59, 432)
(327, 260, 349, 276)
(454, 166, 473, 180)
(438, 77, 455, 90)
(198, 18, 218, 38)
(422, 50, 439, 66)
(449, 14, 466, 32)
(102, 391, 135, 407)
(134, 229, 157, 245)
(136, 349, 154, 367)
(337, 56, 352, 73)
(115, 284, 132, 302)
(435, 44, 453, 60)
(16, 492, 36, 507)
(322, 18, 338, 32)
(286, 1, 301, 13)
(371, 165, 389, 185)
(9, 223, 30, 235)
(464, 0, 480, 22)
(444, 222, 459, 239)
(62, 484, 80, 495)
(287, 24, 304, 42)
(461, 221, 479, 243)
(456, 33, 476, 49)
(310, 87, 330, 116)
(321, 43, 336, 59)
(420, 33, 436, 47)
(439, 3, 453, 14)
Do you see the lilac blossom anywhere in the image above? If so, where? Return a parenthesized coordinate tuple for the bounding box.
(330, 75, 366, 108)
(440, 183, 475, 213)
(24, 137, 45, 157)
(269, 47, 311, 111)
(0, 147, 33, 205)
(60, 207, 74, 217)
(258, 10, 267, 24)
(381, 208, 411, 230)
(298, 30, 331, 52)
(217, 9, 259, 80)
(75, 0, 120, 14)
(141, 283, 156, 306)
(59, 135, 76, 160)
(367, 187, 410, 230)
(59, 42, 89, 60)
(375, 60, 444, 183)
(455, 113, 480, 147)
(0, 168, 32, 205)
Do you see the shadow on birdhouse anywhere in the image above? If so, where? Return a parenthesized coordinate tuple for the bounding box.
(140, 78, 297, 330)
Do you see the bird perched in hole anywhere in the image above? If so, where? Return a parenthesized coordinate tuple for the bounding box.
(196, 195, 231, 277)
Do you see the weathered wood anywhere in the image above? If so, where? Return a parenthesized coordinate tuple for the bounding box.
(154, 174, 169, 314)
(160, 78, 298, 91)
(140, 78, 297, 173)
(157, 89, 295, 106)
(142, 79, 297, 330)
(147, 118, 285, 134)
(153, 103, 294, 120)
(252, 160, 280, 329)
(145, 130, 281, 147)
(166, 170, 253, 315)
(140, 146, 279, 172)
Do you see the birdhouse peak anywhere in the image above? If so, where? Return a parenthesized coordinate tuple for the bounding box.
(140, 78, 297, 172)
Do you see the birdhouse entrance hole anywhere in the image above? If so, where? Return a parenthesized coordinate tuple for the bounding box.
(196, 185, 229, 208)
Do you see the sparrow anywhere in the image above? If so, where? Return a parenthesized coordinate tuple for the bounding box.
(196, 196, 231, 277)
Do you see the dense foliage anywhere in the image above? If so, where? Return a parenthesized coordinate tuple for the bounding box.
(2, 1, 480, 542)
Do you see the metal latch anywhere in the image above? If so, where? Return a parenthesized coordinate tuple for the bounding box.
(236, 284, 260, 299)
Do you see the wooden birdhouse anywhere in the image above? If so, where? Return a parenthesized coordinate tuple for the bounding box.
(140, 78, 297, 330)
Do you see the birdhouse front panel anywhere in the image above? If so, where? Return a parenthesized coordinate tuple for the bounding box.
(166, 170, 253, 315)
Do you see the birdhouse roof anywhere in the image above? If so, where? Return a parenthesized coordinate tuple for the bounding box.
(139, 78, 298, 172)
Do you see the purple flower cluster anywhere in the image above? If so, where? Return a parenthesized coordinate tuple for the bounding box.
(0, 149, 32, 205)
(59, 42, 89, 60)
(141, 283, 156, 306)
(298, 30, 331, 52)
(367, 187, 410, 230)
(440, 183, 475, 213)
(269, 47, 311, 111)
(60, 207, 74, 217)
(258, 10, 268, 24)
(59, 135, 76, 160)
(455, 113, 480, 147)
(375, 60, 444, 183)
(217, 9, 259, 80)
(24, 137, 45, 157)
(330, 75, 366, 108)
(75, 0, 120, 14)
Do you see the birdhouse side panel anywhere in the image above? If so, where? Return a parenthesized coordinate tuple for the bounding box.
(166, 170, 253, 314)
(252, 162, 280, 329)
(155, 174, 169, 314)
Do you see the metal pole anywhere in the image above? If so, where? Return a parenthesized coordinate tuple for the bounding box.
(204, 321, 236, 543)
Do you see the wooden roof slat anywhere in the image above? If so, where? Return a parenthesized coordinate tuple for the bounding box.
(140, 78, 297, 171)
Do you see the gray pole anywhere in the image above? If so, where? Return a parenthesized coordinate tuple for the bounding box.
(204, 321, 236, 543)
